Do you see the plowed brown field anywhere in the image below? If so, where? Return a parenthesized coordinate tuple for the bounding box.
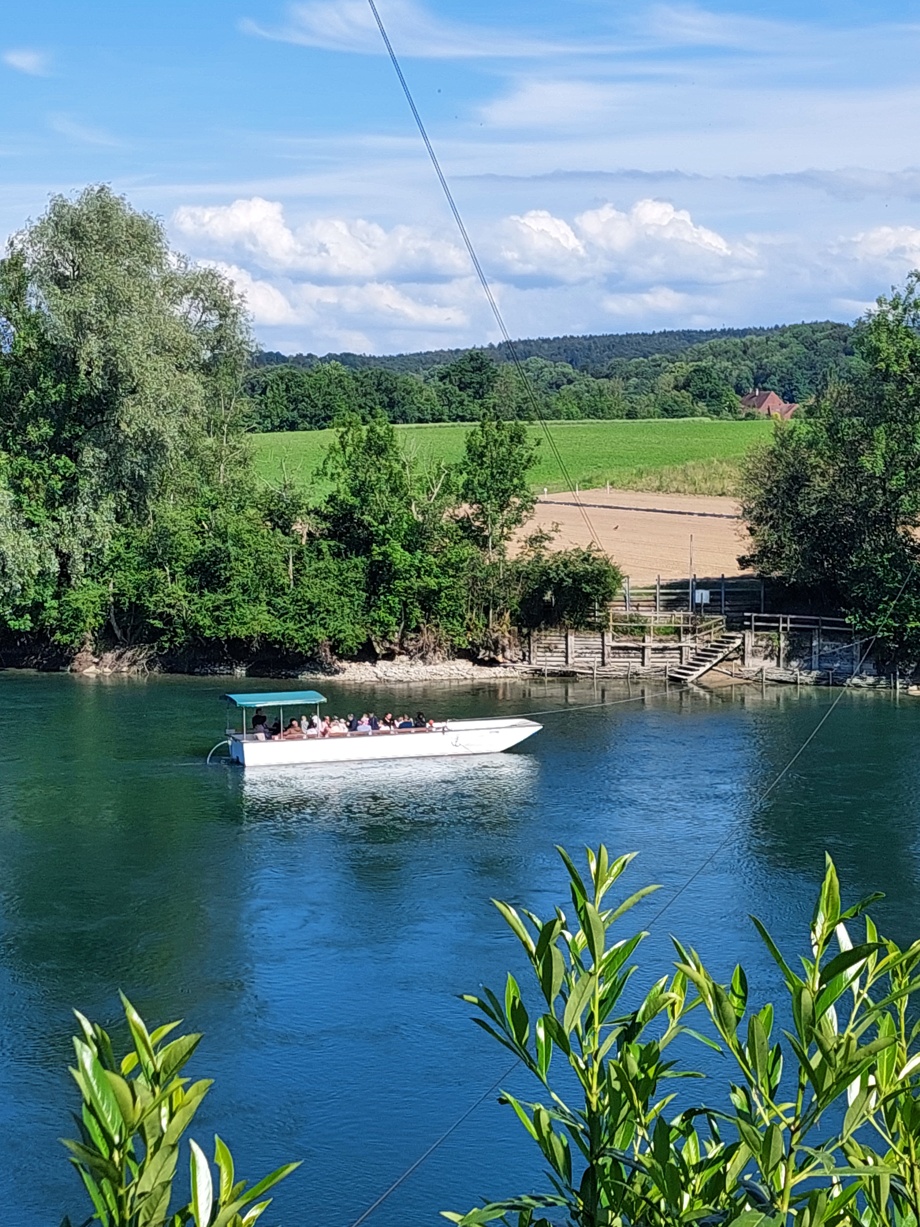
(521, 488, 753, 583)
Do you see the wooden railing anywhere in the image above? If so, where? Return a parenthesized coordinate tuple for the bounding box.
(743, 613, 851, 635)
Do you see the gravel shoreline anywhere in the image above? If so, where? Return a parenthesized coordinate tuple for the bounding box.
(296, 659, 525, 684)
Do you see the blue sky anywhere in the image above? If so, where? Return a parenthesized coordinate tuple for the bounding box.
(3, 0, 920, 353)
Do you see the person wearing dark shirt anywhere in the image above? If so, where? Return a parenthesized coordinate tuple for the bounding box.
(347, 713, 359, 732)
(413, 711, 427, 728)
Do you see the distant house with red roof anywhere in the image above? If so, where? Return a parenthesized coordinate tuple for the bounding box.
(741, 390, 798, 420)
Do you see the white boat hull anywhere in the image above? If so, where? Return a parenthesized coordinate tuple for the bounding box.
(228, 717, 541, 767)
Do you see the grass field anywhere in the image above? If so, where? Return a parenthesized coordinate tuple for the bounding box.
(253, 418, 775, 497)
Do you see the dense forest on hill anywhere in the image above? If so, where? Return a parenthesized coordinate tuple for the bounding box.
(248, 321, 855, 432)
(254, 324, 829, 374)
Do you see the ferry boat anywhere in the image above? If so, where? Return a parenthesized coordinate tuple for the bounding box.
(218, 690, 542, 767)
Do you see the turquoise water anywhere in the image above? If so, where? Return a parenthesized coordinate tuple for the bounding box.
(1, 672, 918, 1225)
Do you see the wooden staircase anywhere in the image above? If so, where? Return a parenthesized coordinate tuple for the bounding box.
(667, 633, 743, 683)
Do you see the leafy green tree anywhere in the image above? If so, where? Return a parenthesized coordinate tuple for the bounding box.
(435, 350, 499, 400)
(741, 273, 920, 659)
(315, 414, 477, 652)
(0, 185, 253, 642)
(458, 416, 539, 562)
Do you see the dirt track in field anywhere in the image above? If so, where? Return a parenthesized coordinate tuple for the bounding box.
(520, 488, 753, 583)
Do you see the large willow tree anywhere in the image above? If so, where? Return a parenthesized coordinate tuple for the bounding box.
(0, 185, 253, 644)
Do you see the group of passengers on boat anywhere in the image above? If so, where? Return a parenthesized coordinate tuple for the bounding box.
(250, 709, 435, 740)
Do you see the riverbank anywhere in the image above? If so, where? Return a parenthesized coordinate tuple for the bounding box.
(294, 658, 524, 684)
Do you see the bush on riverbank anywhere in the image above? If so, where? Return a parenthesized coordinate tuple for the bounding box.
(451, 845, 920, 1227)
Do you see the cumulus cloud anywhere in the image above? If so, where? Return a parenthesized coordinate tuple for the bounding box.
(170, 190, 920, 352)
(846, 226, 920, 265)
(173, 197, 467, 281)
(211, 259, 468, 330)
(497, 211, 587, 281)
(208, 262, 304, 326)
(242, 0, 614, 59)
(3, 48, 50, 76)
(495, 200, 749, 288)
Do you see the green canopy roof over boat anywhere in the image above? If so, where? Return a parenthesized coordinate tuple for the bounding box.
(222, 690, 327, 708)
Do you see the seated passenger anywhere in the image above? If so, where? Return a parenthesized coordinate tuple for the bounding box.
(346, 713, 359, 732)
(356, 713, 372, 733)
(413, 711, 427, 728)
(381, 711, 396, 729)
(397, 715, 414, 729)
(281, 718, 305, 739)
(252, 710, 268, 730)
(369, 712, 380, 730)
(252, 715, 272, 739)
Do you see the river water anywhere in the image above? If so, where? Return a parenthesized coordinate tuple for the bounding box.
(1, 671, 918, 1225)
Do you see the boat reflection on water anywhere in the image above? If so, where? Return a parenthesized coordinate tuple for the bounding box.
(236, 752, 540, 834)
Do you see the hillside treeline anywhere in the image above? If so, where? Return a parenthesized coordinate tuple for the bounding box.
(254, 323, 843, 374)
(0, 187, 620, 667)
(249, 322, 854, 431)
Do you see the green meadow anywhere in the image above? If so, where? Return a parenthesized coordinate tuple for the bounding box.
(253, 417, 775, 497)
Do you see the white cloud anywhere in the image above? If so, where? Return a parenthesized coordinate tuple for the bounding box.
(498, 211, 586, 281)
(206, 259, 471, 339)
(168, 189, 920, 353)
(494, 200, 748, 288)
(846, 226, 920, 264)
(481, 80, 627, 131)
(173, 197, 467, 281)
(208, 262, 303, 326)
(242, 0, 616, 59)
(578, 200, 729, 257)
(3, 48, 50, 76)
(601, 286, 700, 318)
(49, 114, 122, 147)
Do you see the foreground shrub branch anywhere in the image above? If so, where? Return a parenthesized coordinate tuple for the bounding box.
(448, 847, 920, 1227)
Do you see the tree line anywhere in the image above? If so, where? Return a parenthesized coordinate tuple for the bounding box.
(254, 321, 847, 376)
(248, 321, 854, 431)
(0, 187, 620, 669)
